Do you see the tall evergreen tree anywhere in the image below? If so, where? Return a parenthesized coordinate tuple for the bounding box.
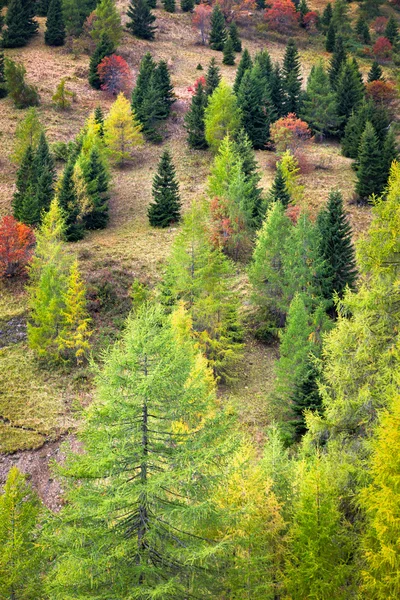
(268, 64, 285, 120)
(148, 150, 181, 227)
(33, 131, 56, 217)
(336, 60, 364, 133)
(355, 15, 371, 44)
(331, 0, 352, 37)
(367, 61, 383, 83)
(302, 60, 341, 138)
(282, 39, 302, 115)
(222, 36, 235, 65)
(58, 160, 84, 241)
(205, 57, 221, 97)
(321, 1, 332, 31)
(62, 0, 97, 36)
(94, 105, 104, 136)
(12, 144, 38, 225)
(342, 98, 389, 159)
(290, 357, 322, 439)
(384, 15, 399, 46)
(37, 0, 50, 16)
(0, 51, 7, 99)
(268, 162, 291, 208)
(233, 48, 252, 95)
(45, 0, 66, 46)
(162, 0, 175, 12)
(237, 68, 269, 149)
(131, 51, 156, 114)
(88, 34, 115, 89)
(325, 21, 336, 52)
(185, 80, 208, 149)
(228, 20, 241, 52)
(153, 60, 175, 118)
(356, 121, 384, 201)
(234, 129, 264, 226)
(90, 0, 123, 47)
(126, 0, 156, 40)
(2, 0, 38, 47)
(317, 189, 357, 303)
(81, 146, 110, 230)
(329, 35, 347, 89)
(209, 4, 226, 51)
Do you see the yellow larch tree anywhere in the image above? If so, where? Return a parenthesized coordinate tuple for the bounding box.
(104, 92, 143, 166)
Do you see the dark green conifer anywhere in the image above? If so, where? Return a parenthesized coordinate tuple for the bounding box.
(342, 98, 388, 159)
(381, 128, 399, 188)
(282, 39, 302, 115)
(0, 51, 7, 99)
(205, 57, 221, 96)
(147, 0, 157, 8)
(385, 15, 399, 46)
(184, 81, 208, 149)
(329, 35, 346, 89)
(254, 49, 273, 82)
(237, 68, 269, 149)
(180, 0, 194, 11)
(316, 189, 357, 302)
(88, 34, 115, 89)
(2, 0, 38, 48)
(127, 0, 156, 40)
(233, 48, 252, 95)
(298, 0, 309, 25)
(148, 150, 181, 227)
(131, 52, 156, 115)
(290, 358, 322, 440)
(321, 2, 332, 31)
(228, 21, 241, 52)
(32, 132, 56, 216)
(94, 106, 105, 136)
(356, 121, 384, 201)
(36, 0, 50, 16)
(153, 60, 175, 118)
(367, 61, 383, 83)
(209, 4, 226, 51)
(269, 163, 291, 208)
(355, 15, 371, 44)
(268, 64, 285, 120)
(82, 147, 110, 230)
(336, 60, 364, 133)
(325, 21, 336, 52)
(162, 0, 175, 12)
(12, 145, 37, 224)
(45, 0, 65, 46)
(58, 161, 84, 241)
(222, 36, 235, 66)
(234, 129, 264, 226)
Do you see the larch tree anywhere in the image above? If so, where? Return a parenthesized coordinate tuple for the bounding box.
(90, 0, 122, 47)
(104, 92, 143, 166)
(148, 150, 181, 228)
(12, 107, 43, 164)
(204, 81, 242, 152)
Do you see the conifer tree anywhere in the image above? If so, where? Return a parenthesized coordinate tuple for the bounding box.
(45, 0, 66, 46)
(222, 36, 235, 65)
(302, 60, 341, 138)
(47, 305, 232, 597)
(209, 4, 226, 51)
(331, 0, 352, 37)
(58, 160, 84, 241)
(12, 145, 38, 225)
(104, 93, 143, 165)
(268, 64, 286, 120)
(184, 80, 208, 149)
(94, 105, 105, 136)
(282, 39, 302, 115)
(290, 357, 322, 439)
(236, 69, 269, 149)
(204, 81, 242, 151)
(381, 128, 398, 189)
(89, 34, 115, 89)
(234, 129, 264, 226)
(81, 146, 110, 230)
(181, 0, 194, 11)
(355, 15, 371, 44)
(33, 131, 56, 218)
(342, 98, 388, 159)
(2, 0, 38, 47)
(228, 20, 241, 52)
(131, 51, 156, 114)
(325, 21, 336, 52)
(13, 107, 43, 164)
(126, 0, 156, 40)
(321, 2, 332, 31)
(384, 15, 399, 46)
(0, 467, 44, 599)
(0, 51, 7, 99)
(57, 259, 91, 365)
(162, 0, 175, 12)
(233, 47, 252, 95)
(148, 150, 181, 227)
(367, 61, 383, 83)
(356, 121, 383, 201)
(37, 0, 51, 16)
(91, 0, 122, 46)
(336, 59, 364, 132)
(205, 57, 221, 96)
(317, 189, 357, 303)
(153, 60, 175, 118)
(268, 162, 291, 207)
(329, 34, 346, 89)
(4, 58, 40, 108)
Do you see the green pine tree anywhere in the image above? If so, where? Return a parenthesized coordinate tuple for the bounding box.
(32, 131, 56, 217)
(356, 121, 384, 201)
(153, 60, 175, 118)
(237, 68, 269, 149)
(268, 63, 285, 120)
(367, 61, 383, 83)
(355, 15, 371, 44)
(0, 51, 8, 99)
(12, 144, 37, 224)
(148, 150, 181, 227)
(181, 0, 194, 11)
(282, 39, 303, 115)
(131, 51, 156, 114)
(127, 0, 157, 40)
(268, 162, 291, 208)
(331, 0, 352, 37)
(82, 146, 110, 230)
(233, 47, 252, 95)
(205, 57, 221, 96)
(45, 0, 66, 46)
(384, 15, 399, 46)
(58, 160, 84, 241)
(342, 98, 389, 159)
(62, 0, 97, 36)
(336, 59, 364, 134)
(162, 0, 175, 12)
(234, 128, 264, 226)
(184, 80, 208, 149)
(228, 20, 241, 52)
(2, 0, 38, 47)
(321, 1, 332, 31)
(290, 357, 322, 439)
(301, 60, 341, 139)
(325, 21, 336, 52)
(94, 105, 105, 136)
(222, 36, 235, 65)
(209, 4, 226, 51)
(88, 34, 115, 89)
(329, 34, 347, 89)
(37, 0, 50, 16)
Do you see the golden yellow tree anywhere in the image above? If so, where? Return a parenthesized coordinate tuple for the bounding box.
(104, 93, 143, 166)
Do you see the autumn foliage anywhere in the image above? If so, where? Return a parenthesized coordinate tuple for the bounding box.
(0, 216, 35, 278)
(187, 75, 206, 95)
(270, 113, 312, 154)
(372, 37, 393, 60)
(366, 79, 398, 110)
(303, 11, 319, 33)
(372, 17, 388, 34)
(264, 0, 299, 34)
(97, 54, 133, 95)
(192, 4, 212, 45)
(215, 0, 255, 22)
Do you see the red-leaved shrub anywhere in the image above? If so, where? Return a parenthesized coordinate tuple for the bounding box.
(366, 79, 398, 110)
(373, 37, 393, 60)
(270, 113, 312, 153)
(0, 216, 35, 278)
(372, 16, 388, 34)
(97, 54, 133, 95)
(187, 75, 206, 94)
(264, 0, 299, 34)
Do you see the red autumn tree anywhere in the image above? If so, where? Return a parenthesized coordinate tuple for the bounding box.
(366, 79, 398, 110)
(270, 113, 312, 153)
(372, 16, 388, 34)
(285, 204, 301, 224)
(187, 75, 206, 95)
(216, 0, 255, 23)
(264, 0, 299, 34)
(373, 37, 393, 60)
(97, 54, 133, 95)
(192, 3, 212, 45)
(303, 11, 319, 33)
(209, 197, 234, 250)
(0, 216, 35, 278)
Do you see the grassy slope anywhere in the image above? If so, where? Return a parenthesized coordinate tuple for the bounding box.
(0, 1, 384, 456)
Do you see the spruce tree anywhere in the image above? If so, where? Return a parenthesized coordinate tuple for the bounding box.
(302, 61, 341, 139)
(385, 15, 399, 46)
(0, 467, 44, 599)
(33, 131, 56, 216)
(234, 129, 264, 226)
(268, 64, 285, 120)
(12, 144, 38, 225)
(45, 0, 66, 46)
(58, 161, 84, 241)
(181, 0, 194, 11)
(282, 39, 302, 115)
(342, 99, 388, 159)
(0, 51, 8, 99)
(205, 57, 221, 96)
(162, 0, 175, 12)
(131, 51, 156, 114)
(184, 80, 208, 149)
(222, 36, 235, 66)
(148, 150, 181, 227)
(229, 20, 242, 52)
(268, 162, 291, 207)
(88, 34, 115, 89)
(2, 0, 34, 47)
(356, 121, 383, 201)
(153, 60, 175, 118)
(367, 60, 383, 83)
(94, 105, 104, 136)
(290, 358, 322, 439)
(336, 59, 364, 133)
(126, 0, 156, 40)
(237, 68, 269, 149)
(209, 4, 226, 51)
(254, 49, 273, 85)
(325, 21, 336, 52)
(317, 189, 357, 302)
(355, 15, 371, 44)
(233, 48, 252, 95)
(321, 1, 332, 31)
(82, 146, 110, 230)
(37, 0, 50, 16)
(331, 0, 352, 38)
(329, 35, 346, 89)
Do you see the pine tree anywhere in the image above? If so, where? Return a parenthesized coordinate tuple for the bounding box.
(205, 57, 221, 96)
(290, 357, 322, 439)
(282, 39, 302, 115)
(37, 0, 50, 15)
(233, 47, 252, 95)
(268, 64, 286, 120)
(302, 60, 341, 138)
(2, 0, 38, 47)
(181, 0, 194, 11)
(336, 59, 364, 133)
(47, 305, 231, 597)
(222, 36, 235, 65)
(4, 58, 40, 109)
(104, 93, 143, 165)
(381, 128, 398, 190)
(356, 121, 384, 201)
(329, 34, 346, 89)
(88, 34, 115, 89)
(90, 0, 122, 46)
(234, 129, 264, 226)
(131, 51, 156, 114)
(0, 467, 44, 599)
(325, 21, 336, 52)
(94, 106, 105, 136)
(12, 145, 42, 226)
(228, 20, 241, 52)
(126, 0, 156, 40)
(342, 98, 389, 159)
(384, 15, 399, 46)
(317, 189, 357, 303)
(58, 160, 84, 241)
(0, 51, 8, 99)
(153, 60, 175, 118)
(254, 48, 273, 85)
(162, 0, 175, 12)
(355, 15, 371, 44)
(331, 0, 352, 38)
(32, 131, 56, 218)
(45, 0, 66, 46)
(321, 1, 332, 31)
(268, 162, 291, 207)
(81, 146, 110, 230)
(57, 259, 91, 365)
(367, 61, 383, 83)
(148, 150, 181, 227)
(204, 81, 242, 151)
(237, 68, 269, 149)
(63, 0, 97, 36)
(209, 4, 226, 51)
(185, 80, 208, 149)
